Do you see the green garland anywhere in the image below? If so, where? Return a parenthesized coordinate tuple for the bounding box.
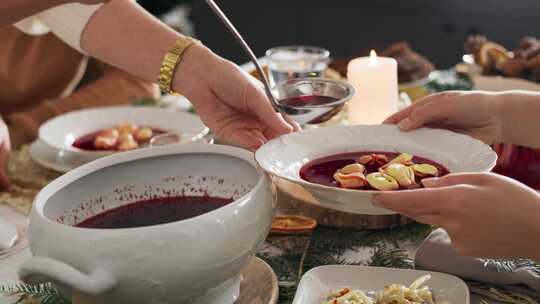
(0, 283, 69, 304)
(480, 259, 540, 276)
(426, 69, 473, 92)
(257, 223, 432, 304)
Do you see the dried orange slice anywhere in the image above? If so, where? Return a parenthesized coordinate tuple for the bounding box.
(478, 42, 510, 69)
(270, 215, 317, 234)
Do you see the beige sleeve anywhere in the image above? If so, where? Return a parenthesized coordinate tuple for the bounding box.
(35, 3, 102, 54)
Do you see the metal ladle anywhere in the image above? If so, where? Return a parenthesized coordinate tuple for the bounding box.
(205, 0, 356, 125)
(205, 0, 282, 113)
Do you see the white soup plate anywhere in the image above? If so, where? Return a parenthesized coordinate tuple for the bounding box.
(38, 105, 209, 160)
(255, 124, 497, 215)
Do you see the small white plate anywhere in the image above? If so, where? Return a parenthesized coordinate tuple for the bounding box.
(292, 265, 469, 304)
(30, 139, 90, 173)
(0, 217, 18, 251)
(39, 106, 209, 160)
(31, 135, 214, 173)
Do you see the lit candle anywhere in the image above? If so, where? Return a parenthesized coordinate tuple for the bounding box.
(346, 50, 398, 125)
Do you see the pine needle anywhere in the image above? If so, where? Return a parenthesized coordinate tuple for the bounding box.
(368, 245, 413, 269)
(480, 259, 540, 275)
(0, 283, 70, 304)
(258, 223, 431, 303)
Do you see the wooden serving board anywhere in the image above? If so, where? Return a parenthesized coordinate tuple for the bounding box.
(275, 178, 412, 230)
(236, 257, 279, 304)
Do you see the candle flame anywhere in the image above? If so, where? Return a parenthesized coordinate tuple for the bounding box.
(369, 50, 378, 66)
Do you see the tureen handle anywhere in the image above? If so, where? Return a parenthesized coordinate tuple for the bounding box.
(19, 257, 117, 295)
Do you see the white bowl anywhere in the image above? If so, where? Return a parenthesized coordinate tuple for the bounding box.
(38, 106, 209, 159)
(19, 144, 274, 304)
(255, 124, 497, 215)
(292, 265, 469, 304)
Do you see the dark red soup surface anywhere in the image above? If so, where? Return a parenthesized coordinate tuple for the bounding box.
(300, 151, 449, 190)
(72, 128, 166, 151)
(75, 196, 233, 229)
(72, 130, 110, 151)
(72, 131, 108, 151)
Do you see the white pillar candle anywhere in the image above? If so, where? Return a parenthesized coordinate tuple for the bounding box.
(347, 50, 399, 125)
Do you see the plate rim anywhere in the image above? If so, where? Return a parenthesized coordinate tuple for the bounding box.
(293, 264, 470, 304)
(30, 139, 78, 173)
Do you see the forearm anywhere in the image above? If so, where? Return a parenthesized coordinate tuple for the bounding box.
(499, 91, 540, 148)
(0, 0, 69, 26)
(81, 0, 214, 90)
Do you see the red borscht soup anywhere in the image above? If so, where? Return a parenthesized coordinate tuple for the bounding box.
(76, 196, 233, 229)
(300, 151, 449, 191)
(72, 122, 167, 152)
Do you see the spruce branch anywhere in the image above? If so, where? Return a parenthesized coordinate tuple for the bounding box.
(0, 283, 70, 304)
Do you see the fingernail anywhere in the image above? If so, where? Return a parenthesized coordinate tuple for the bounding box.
(397, 118, 413, 130)
(421, 177, 439, 187)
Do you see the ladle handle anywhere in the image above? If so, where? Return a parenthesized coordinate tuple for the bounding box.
(19, 257, 117, 296)
(205, 0, 281, 112)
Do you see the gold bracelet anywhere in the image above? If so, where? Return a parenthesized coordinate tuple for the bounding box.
(158, 37, 199, 96)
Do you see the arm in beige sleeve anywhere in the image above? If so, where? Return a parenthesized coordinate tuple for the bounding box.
(34, 2, 103, 54)
(23, 0, 213, 87)
(0, 0, 69, 26)
(81, 0, 187, 84)
(6, 65, 159, 148)
(4, 0, 201, 86)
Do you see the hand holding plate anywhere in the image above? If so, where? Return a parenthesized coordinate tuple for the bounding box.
(383, 91, 504, 145)
(373, 172, 540, 261)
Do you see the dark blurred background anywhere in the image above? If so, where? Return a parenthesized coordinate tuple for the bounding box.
(140, 0, 540, 69)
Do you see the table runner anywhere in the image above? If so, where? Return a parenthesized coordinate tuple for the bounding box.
(1, 146, 60, 214)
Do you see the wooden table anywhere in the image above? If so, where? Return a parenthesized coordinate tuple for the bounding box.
(0, 203, 510, 304)
(0, 145, 520, 304)
(0, 205, 30, 285)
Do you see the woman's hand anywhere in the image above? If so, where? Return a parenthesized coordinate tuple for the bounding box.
(80, 0, 297, 150)
(0, 120, 11, 190)
(373, 173, 540, 261)
(384, 91, 504, 145)
(175, 44, 299, 150)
